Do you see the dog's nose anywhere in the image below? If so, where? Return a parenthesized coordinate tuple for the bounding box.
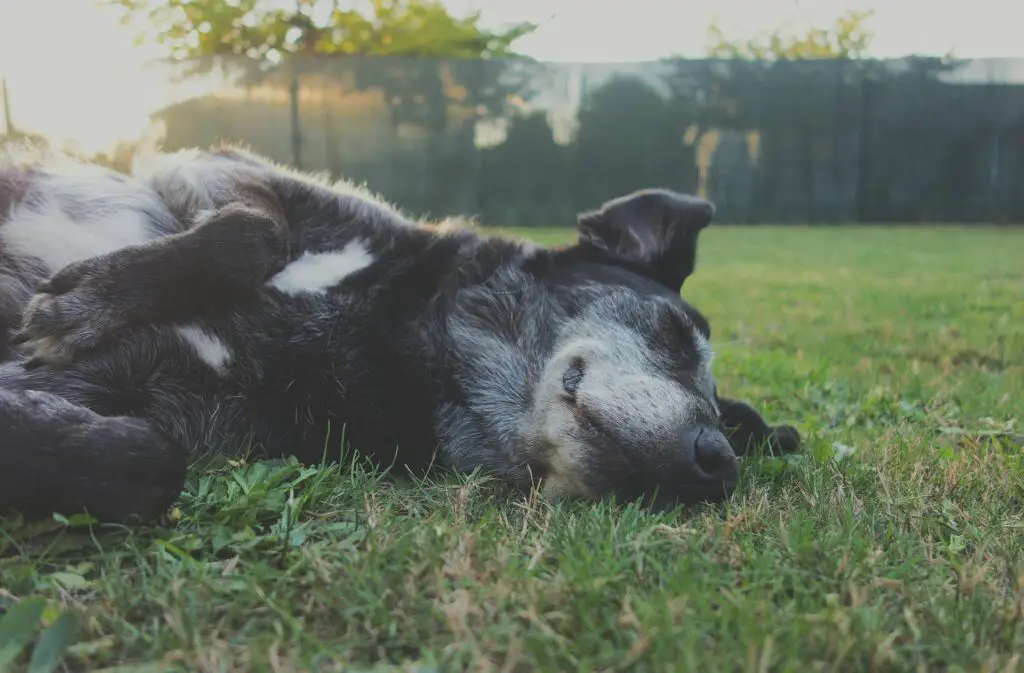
(669, 424, 738, 502)
(689, 426, 736, 483)
(638, 424, 741, 509)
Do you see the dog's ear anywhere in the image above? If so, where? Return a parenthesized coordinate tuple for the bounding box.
(576, 189, 715, 292)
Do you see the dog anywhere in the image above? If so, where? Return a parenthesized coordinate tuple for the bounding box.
(0, 144, 801, 523)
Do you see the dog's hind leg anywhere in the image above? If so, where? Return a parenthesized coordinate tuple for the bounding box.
(13, 167, 291, 367)
(0, 386, 186, 523)
(715, 393, 802, 457)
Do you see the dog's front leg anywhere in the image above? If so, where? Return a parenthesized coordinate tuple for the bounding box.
(13, 199, 289, 367)
(715, 393, 802, 457)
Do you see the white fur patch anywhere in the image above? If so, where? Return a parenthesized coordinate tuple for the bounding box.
(131, 149, 237, 216)
(174, 324, 233, 374)
(130, 148, 205, 188)
(516, 239, 542, 257)
(2, 178, 156, 272)
(267, 240, 375, 295)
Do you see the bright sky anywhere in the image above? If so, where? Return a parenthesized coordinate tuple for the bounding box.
(0, 0, 1015, 154)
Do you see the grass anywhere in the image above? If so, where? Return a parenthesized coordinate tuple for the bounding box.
(1, 225, 1022, 672)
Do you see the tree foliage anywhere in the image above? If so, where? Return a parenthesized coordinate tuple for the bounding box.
(106, 0, 538, 62)
(107, 0, 542, 166)
(706, 7, 875, 60)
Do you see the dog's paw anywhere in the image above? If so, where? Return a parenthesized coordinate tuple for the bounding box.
(768, 425, 802, 455)
(12, 261, 128, 368)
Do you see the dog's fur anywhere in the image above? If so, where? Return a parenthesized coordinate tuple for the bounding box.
(0, 144, 800, 522)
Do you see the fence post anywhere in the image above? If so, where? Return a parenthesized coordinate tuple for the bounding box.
(288, 63, 303, 169)
(1, 78, 13, 137)
(855, 65, 871, 223)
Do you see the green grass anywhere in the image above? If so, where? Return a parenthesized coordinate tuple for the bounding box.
(2, 226, 1022, 672)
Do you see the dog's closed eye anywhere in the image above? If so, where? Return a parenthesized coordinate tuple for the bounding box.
(561, 359, 585, 400)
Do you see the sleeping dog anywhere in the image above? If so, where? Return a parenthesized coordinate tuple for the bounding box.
(0, 145, 800, 522)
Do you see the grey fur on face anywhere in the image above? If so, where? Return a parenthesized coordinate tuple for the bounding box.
(432, 266, 734, 505)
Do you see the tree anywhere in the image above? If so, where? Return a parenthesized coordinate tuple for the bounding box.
(706, 6, 875, 60)
(693, 5, 967, 223)
(106, 0, 540, 166)
(661, 5, 881, 137)
(107, 0, 537, 62)
(644, 7, 879, 223)
(652, 6, 878, 175)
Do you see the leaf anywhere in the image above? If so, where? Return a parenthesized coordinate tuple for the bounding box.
(0, 596, 46, 666)
(288, 527, 308, 547)
(47, 572, 92, 592)
(65, 635, 117, 659)
(28, 612, 78, 673)
(154, 539, 196, 563)
(64, 513, 100, 528)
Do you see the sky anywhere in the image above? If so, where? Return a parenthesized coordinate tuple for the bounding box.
(0, 0, 1018, 154)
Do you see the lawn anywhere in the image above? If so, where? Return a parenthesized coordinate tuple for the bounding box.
(1, 226, 1022, 672)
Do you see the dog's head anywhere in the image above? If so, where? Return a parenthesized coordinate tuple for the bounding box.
(523, 189, 734, 507)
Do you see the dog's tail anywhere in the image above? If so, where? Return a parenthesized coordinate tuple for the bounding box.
(0, 387, 186, 523)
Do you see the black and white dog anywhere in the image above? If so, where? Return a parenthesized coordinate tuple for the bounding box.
(0, 145, 800, 523)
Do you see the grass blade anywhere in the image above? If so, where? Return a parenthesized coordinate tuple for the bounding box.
(27, 611, 78, 673)
(0, 596, 46, 667)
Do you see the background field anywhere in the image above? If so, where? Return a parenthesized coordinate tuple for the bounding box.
(1, 226, 1022, 672)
